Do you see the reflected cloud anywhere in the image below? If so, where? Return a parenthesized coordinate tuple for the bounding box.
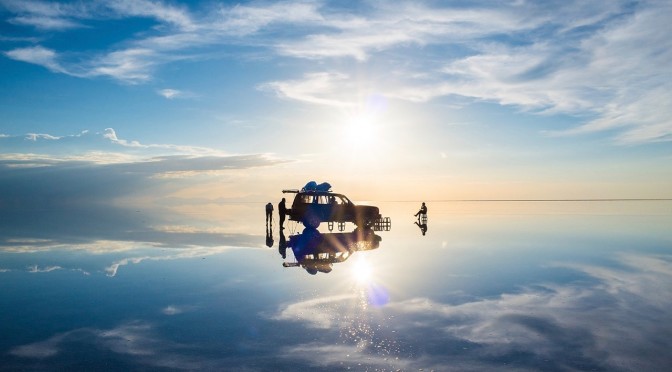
(161, 305, 195, 316)
(282, 343, 412, 370)
(272, 294, 356, 329)
(10, 333, 65, 359)
(272, 253, 672, 370)
(9, 321, 205, 369)
(105, 246, 240, 277)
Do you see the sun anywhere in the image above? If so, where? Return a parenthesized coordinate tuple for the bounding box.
(343, 113, 379, 151)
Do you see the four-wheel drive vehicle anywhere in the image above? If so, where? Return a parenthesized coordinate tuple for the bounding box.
(282, 189, 381, 228)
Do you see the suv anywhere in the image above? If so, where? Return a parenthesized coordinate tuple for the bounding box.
(283, 189, 381, 228)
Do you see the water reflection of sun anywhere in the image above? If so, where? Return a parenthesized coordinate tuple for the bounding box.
(351, 256, 373, 284)
(341, 255, 394, 360)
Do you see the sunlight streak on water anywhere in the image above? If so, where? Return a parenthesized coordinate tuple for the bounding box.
(350, 256, 390, 308)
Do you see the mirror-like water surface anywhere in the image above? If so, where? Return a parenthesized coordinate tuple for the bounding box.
(1, 201, 671, 371)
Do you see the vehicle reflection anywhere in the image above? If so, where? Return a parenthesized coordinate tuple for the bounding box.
(281, 227, 381, 275)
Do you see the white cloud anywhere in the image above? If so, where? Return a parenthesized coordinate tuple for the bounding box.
(260, 72, 356, 107)
(1, 128, 234, 157)
(26, 265, 62, 273)
(87, 48, 157, 83)
(428, 3, 672, 143)
(25, 133, 61, 141)
(3, 45, 157, 83)
(274, 3, 533, 61)
(9, 15, 81, 29)
(106, 0, 195, 31)
(99, 128, 224, 155)
(0, 0, 89, 30)
(264, 1, 671, 143)
(213, 2, 323, 36)
(156, 88, 193, 100)
(4, 46, 65, 73)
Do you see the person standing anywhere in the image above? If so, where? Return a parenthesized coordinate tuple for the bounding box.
(278, 197, 287, 229)
(266, 202, 274, 225)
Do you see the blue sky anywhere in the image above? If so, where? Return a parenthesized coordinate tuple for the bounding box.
(1, 0, 671, 203)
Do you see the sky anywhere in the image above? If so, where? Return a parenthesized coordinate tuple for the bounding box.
(1, 0, 671, 207)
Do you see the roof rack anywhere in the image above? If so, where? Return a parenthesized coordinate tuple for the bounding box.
(282, 189, 299, 193)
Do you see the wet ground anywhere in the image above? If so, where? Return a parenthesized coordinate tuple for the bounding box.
(1, 201, 671, 371)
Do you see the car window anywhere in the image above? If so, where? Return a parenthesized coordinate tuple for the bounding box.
(298, 193, 349, 205)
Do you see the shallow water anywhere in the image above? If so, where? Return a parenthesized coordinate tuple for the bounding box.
(1, 201, 671, 371)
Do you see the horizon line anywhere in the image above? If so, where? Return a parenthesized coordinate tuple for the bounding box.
(373, 198, 672, 203)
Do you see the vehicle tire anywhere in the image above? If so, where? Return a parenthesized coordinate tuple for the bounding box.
(302, 211, 321, 228)
(355, 218, 371, 229)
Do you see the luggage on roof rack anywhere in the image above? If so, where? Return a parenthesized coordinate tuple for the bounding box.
(302, 181, 332, 192)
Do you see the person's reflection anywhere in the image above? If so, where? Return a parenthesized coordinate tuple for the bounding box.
(265, 224, 274, 247)
(415, 220, 427, 236)
(278, 228, 287, 259)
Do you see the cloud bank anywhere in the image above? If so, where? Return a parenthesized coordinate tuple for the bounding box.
(0, 128, 280, 252)
(0, 128, 282, 207)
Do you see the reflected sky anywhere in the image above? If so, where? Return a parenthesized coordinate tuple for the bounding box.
(1, 201, 671, 371)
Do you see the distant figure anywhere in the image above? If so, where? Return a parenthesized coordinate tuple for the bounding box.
(278, 197, 287, 229)
(415, 221, 428, 236)
(414, 202, 427, 220)
(266, 202, 274, 225)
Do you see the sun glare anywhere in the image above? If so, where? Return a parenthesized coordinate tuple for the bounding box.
(344, 113, 378, 150)
(351, 257, 373, 283)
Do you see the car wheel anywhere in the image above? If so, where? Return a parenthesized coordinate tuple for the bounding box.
(302, 211, 321, 228)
